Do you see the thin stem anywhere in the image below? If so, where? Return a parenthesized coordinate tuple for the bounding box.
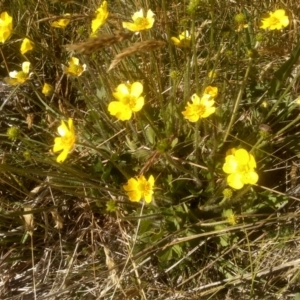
(223, 58, 253, 142)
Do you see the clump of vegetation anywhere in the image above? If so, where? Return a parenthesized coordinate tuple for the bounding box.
(1, 0, 300, 299)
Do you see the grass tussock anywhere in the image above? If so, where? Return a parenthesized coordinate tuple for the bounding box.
(1, 0, 300, 299)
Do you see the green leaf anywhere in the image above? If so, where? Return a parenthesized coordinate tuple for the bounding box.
(145, 126, 156, 145)
(158, 247, 173, 263)
(294, 293, 300, 300)
(268, 40, 300, 97)
(172, 244, 182, 257)
(125, 136, 137, 151)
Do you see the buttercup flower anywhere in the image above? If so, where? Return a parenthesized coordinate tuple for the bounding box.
(20, 38, 34, 54)
(182, 93, 216, 122)
(122, 9, 155, 32)
(260, 9, 289, 30)
(91, 1, 108, 35)
(222, 148, 258, 190)
(123, 175, 154, 203)
(0, 12, 13, 43)
(171, 31, 191, 48)
(53, 118, 76, 163)
(63, 57, 86, 76)
(42, 83, 54, 96)
(4, 61, 32, 86)
(51, 14, 70, 28)
(203, 86, 218, 98)
(108, 82, 144, 121)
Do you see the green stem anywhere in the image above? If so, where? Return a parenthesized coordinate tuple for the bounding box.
(223, 58, 253, 142)
(264, 67, 300, 122)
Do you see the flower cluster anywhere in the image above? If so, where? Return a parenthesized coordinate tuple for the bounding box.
(91, 1, 108, 35)
(53, 119, 76, 163)
(222, 148, 258, 190)
(108, 82, 144, 121)
(0, 12, 12, 43)
(123, 175, 154, 203)
(260, 9, 289, 30)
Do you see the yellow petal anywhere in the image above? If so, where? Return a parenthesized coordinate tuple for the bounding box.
(56, 149, 68, 163)
(116, 83, 130, 95)
(146, 9, 155, 19)
(234, 149, 250, 164)
(130, 82, 143, 98)
(201, 106, 216, 118)
(8, 70, 18, 78)
(20, 38, 34, 55)
(22, 62, 30, 74)
(108, 101, 132, 120)
(42, 83, 54, 96)
(148, 175, 155, 186)
(131, 97, 144, 112)
(144, 192, 153, 203)
(242, 171, 259, 185)
(131, 9, 144, 21)
(53, 137, 64, 152)
(0, 12, 13, 43)
(222, 155, 238, 174)
(123, 177, 138, 191)
(227, 173, 244, 190)
(51, 14, 70, 28)
(122, 21, 140, 32)
(171, 37, 180, 46)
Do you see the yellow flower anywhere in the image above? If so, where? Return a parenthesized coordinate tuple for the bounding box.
(51, 14, 70, 28)
(108, 82, 144, 121)
(63, 57, 86, 76)
(182, 93, 216, 122)
(171, 31, 191, 48)
(42, 83, 54, 96)
(53, 118, 76, 163)
(260, 9, 289, 30)
(203, 86, 218, 98)
(123, 175, 154, 203)
(91, 1, 108, 35)
(222, 148, 258, 190)
(0, 12, 13, 43)
(4, 61, 32, 86)
(122, 9, 155, 32)
(20, 38, 34, 55)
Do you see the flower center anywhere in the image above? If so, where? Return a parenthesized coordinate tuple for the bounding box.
(268, 16, 280, 26)
(138, 179, 151, 196)
(237, 163, 251, 174)
(195, 104, 206, 116)
(62, 133, 75, 149)
(135, 17, 148, 27)
(69, 65, 83, 76)
(123, 95, 137, 108)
